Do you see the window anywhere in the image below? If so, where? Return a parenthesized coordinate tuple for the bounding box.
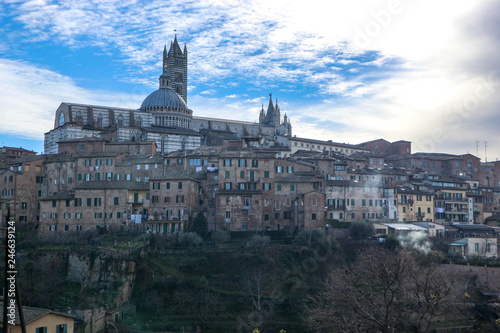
(225, 171, 230, 179)
(145, 164, 149, 170)
(96, 159, 102, 166)
(263, 183, 271, 190)
(240, 170, 245, 179)
(224, 182, 232, 190)
(287, 166, 293, 173)
(94, 198, 102, 206)
(312, 213, 317, 220)
(152, 195, 159, 204)
(178, 182, 183, 189)
(166, 182, 170, 189)
(64, 213, 71, 219)
(474, 243, 479, 253)
(225, 211, 231, 222)
(362, 199, 366, 207)
(153, 182, 161, 190)
(290, 184, 296, 192)
(312, 198, 317, 206)
(36, 327, 47, 333)
(264, 171, 270, 178)
(85, 159, 91, 166)
(74, 198, 82, 206)
(137, 164, 141, 170)
(252, 159, 259, 167)
(223, 159, 232, 166)
(239, 159, 247, 167)
(190, 158, 201, 166)
(276, 166, 283, 173)
(57, 324, 67, 333)
(277, 184, 282, 192)
(106, 158, 113, 166)
(243, 197, 251, 208)
(401, 195, 407, 204)
(114, 197, 119, 205)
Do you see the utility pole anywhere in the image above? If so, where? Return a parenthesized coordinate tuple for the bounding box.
(475, 140, 480, 158)
(485, 141, 488, 162)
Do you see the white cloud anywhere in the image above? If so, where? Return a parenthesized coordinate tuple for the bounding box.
(0, 58, 143, 139)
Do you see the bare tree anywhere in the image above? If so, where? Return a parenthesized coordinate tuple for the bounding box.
(239, 267, 277, 329)
(309, 247, 460, 333)
(174, 288, 226, 332)
(406, 260, 459, 332)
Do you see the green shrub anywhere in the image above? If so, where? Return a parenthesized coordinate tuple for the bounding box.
(247, 234, 270, 247)
(211, 229, 230, 245)
(178, 232, 203, 248)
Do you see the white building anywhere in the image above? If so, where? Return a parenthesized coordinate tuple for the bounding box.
(45, 36, 292, 155)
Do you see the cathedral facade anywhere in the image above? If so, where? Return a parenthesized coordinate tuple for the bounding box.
(44, 36, 292, 154)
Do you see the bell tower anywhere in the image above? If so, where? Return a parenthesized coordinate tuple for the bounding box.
(164, 35, 188, 103)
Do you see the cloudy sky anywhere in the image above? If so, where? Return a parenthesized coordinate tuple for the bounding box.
(1, 0, 499, 160)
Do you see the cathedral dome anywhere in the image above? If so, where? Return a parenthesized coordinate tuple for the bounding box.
(140, 87, 187, 111)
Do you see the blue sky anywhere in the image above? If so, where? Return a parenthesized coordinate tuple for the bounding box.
(1, 0, 499, 161)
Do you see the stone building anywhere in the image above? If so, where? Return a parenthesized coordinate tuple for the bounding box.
(39, 180, 149, 233)
(0, 146, 37, 162)
(0, 155, 45, 225)
(147, 172, 203, 233)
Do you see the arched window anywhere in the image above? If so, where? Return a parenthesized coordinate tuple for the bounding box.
(136, 116, 142, 127)
(97, 114, 103, 128)
(117, 115, 124, 127)
(58, 113, 65, 126)
(74, 111, 83, 125)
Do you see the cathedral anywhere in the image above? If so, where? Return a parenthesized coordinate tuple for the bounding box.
(44, 36, 292, 154)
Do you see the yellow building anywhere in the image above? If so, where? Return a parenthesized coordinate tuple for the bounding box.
(0, 303, 75, 333)
(396, 188, 434, 222)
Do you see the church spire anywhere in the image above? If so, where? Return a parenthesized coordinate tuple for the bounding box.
(162, 45, 168, 74)
(259, 104, 266, 123)
(264, 93, 277, 126)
